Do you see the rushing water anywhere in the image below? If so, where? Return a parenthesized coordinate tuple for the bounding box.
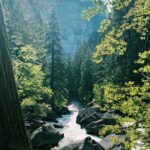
(51, 102, 101, 149)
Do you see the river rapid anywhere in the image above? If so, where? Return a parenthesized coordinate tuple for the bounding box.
(51, 102, 101, 149)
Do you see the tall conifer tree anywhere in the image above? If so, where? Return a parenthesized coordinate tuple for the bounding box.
(45, 9, 67, 107)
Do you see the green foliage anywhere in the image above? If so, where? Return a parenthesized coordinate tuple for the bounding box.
(93, 83, 125, 111)
(94, 71, 150, 149)
(88, 0, 150, 149)
(124, 128, 138, 149)
(82, 0, 103, 20)
(13, 45, 53, 120)
(72, 47, 82, 98)
(21, 98, 52, 120)
(116, 116, 136, 125)
(79, 44, 93, 102)
(93, 84, 102, 103)
(93, 76, 150, 146)
(14, 45, 52, 99)
(72, 43, 94, 102)
(99, 125, 121, 137)
(53, 90, 68, 107)
(66, 55, 75, 98)
(93, 0, 150, 62)
(110, 136, 124, 145)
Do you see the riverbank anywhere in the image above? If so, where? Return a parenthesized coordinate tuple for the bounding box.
(30, 101, 125, 150)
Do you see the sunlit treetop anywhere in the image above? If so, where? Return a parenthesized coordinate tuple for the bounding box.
(18, 45, 37, 62)
(83, 0, 150, 63)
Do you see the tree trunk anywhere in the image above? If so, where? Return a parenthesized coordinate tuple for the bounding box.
(0, 3, 31, 150)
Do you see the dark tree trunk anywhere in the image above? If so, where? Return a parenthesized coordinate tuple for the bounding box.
(0, 3, 31, 150)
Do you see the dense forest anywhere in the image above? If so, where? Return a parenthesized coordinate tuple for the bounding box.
(0, 0, 149, 150)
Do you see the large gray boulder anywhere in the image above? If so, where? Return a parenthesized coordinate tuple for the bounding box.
(99, 134, 125, 150)
(76, 106, 116, 126)
(82, 137, 105, 150)
(77, 107, 116, 135)
(31, 124, 64, 149)
(55, 140, 83, 150)
(56, 137, 104, 150)
(86, 118, 116, 135)
(25, 119, 45, 133)
(76, 106, 102, 127)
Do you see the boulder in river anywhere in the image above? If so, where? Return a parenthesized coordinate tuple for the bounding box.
(86, 118, 117, 135)
(55, 137, 104, 150)
(54, 140, 83, 150)
(25, 119, 45, 133)
(76, 106, 102, 127)
(77, 106, 117, 135)
(31, 124, 64, 149)
(52, 134, 124, 150)
(82, 137, 105, 150)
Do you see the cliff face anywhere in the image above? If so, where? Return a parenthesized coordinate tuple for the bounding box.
(48, 0, 103, 53)
(3, 0, 104, 53)
(23, 0, 103, 53)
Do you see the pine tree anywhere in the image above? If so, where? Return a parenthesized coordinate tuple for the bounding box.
(73, 46, 82, 99)
(79, 44, 93, 102)
(73, 43, 94, 102)
(45, 10, 68, 107)
(66, 54, 75, 98)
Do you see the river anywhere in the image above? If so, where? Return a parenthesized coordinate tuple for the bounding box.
(51, 102, 101, 149)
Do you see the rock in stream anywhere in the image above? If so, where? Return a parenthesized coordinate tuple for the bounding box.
(31, 124, 64, 150)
